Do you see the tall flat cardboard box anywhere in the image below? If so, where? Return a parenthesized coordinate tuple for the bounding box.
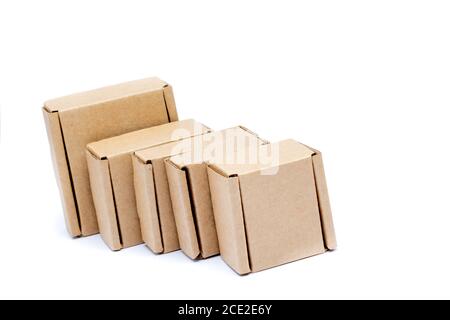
(165, 127, 267, 260)
(132, 138, 197, 254)
(86, 119, 211, 251)
(207, 139, 337, 275)
(43, 77, 178, 237)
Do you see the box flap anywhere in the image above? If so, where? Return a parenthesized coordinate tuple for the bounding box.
(209, 139, 315, 177)
(290, 142, 337, 251)
(132, 156, 164, 253)
(134, 129, 212, 163)
(44, 77, 168, 112)
(150, 158, 181, 253)
(165, 159, 200, 259)
(86, 150, 122, 250)
(183, 163, 220, 258)
(311, 152, 337, 250)
(43, 109, 81, 236)
(134, 140, 193, 164)
(108, 154, 143, 248)
(87, 119, 209, 159)
(207, 167, 251, 275)
(162, 85, 178, 123)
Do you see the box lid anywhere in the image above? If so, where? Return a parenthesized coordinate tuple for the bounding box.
(209, 139, 315, 177)
(44, 77, 168, 112)
(87, 119, 210, 159)
(134, 138, 196, 164)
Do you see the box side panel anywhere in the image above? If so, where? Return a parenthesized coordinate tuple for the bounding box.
(132, 156, 164, 253)
(207, 168, 251, 275)
(165, 160, 200, 259)
(163, 85, 179, 121)
(312, 152, 337, 250)
(85, 151, 121, 250)
(109, 155, 143, 248)
(152, 159, 180, 253)
(186, 164, 219, 258)
(43, 109, 81, 237)
(58, 89, 171, 237)
(239, 159, 325, 273)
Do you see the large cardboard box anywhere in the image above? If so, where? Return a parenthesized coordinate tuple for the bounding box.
(165, 127, 267, 260)
(207, 139, 337, 274)
(43, 77, 178, 237)
(86, 119, 210, 250)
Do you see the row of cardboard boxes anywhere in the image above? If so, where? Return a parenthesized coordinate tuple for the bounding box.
(43, 77, 336, 275)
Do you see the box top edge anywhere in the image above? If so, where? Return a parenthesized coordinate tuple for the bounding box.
(44, 77, 167, 112)
(87, 119, 208, 159)
(168, 126, 267, 169)
(210, 139, 316, 177)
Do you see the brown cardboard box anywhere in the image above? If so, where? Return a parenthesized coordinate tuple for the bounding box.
(86, 119, 211, 251)
(207, 139, 337, 274)
(133, 138, 199, 254)
(165, 127, 267, 260)
(43, 77, 178, 237)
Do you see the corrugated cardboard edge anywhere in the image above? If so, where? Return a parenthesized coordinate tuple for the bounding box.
(236, 125, 270, 145)
(183, 163, 220, 259)
(104, 154, 144, 248)
(132, 156, 164, 253)
(86, 150, 122, 250)
(165, 159, 200, 259)
(151, 159, 181, 253)
(42, 108, 82, 237)
(207, 167, 251, 275)
(162, 85, 178, 122)
(310, 150, 337, 250)
(133, 123, 213, 164)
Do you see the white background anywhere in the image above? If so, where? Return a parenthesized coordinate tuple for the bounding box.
(0, 0, 449, 300)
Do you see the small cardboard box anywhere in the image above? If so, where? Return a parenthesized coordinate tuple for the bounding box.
(133, 137, 205, 254)
(207, 139, 337, 274)
(165, 127, 267, 259)
(86, 119, 211, 250)
(43, 77, 178, 237)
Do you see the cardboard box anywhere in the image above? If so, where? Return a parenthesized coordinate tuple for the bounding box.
(43, 77, 178, 237)
(165, 127, 267, 259)
(133, 138, 199, 254)
(207, 139, 337, 274)
(86, 119, 211, 250)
